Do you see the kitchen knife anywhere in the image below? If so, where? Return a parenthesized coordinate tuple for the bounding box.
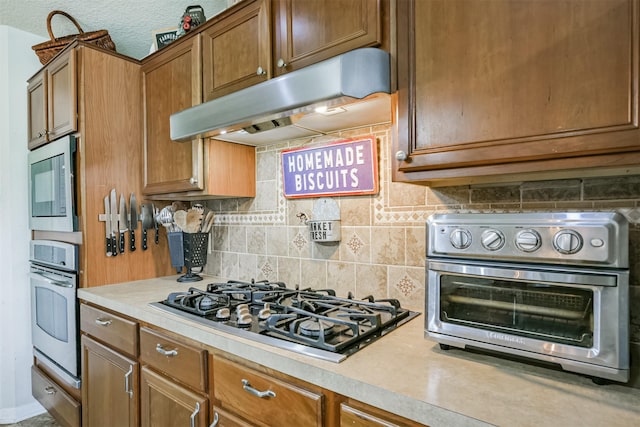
(119, 194, 128, 254)
(152, 203, 159, 244)
(140, 203, 152, 251)
(129, 193, 138, 252)
(104, 195, 112, 256)
(110, 189, 118, 256)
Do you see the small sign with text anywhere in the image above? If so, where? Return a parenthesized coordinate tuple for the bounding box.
(281, 136, 379, 198)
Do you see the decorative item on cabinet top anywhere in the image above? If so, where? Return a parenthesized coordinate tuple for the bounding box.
(32, 10, 116, 65)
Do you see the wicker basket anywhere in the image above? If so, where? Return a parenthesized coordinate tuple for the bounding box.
(32, 10, 116, 65)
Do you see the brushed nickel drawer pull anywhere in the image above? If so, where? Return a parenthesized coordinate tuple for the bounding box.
(209, 412, 219, 427)
(44, 386, 56, 395)
(190, 402, 200, 427)
(124, 365, 133, 398)
(156, 343, 178, 357)
(242, 379, 276, 398)
(95, 318, 112, 326)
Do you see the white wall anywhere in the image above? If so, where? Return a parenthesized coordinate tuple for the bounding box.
(0, 25, 47, 423)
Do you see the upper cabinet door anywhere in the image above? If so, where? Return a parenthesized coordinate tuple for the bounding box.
(202, 0, 271, 101)
(47, 49, 77, 142)
(142, 36, 204, 195)
(27, 70, 48, 150)
(272, 0, 384, 76)
(394, 0, 640, 185)
(27, 49, 77, 150)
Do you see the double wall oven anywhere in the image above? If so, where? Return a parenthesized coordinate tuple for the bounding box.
(30, 239, 80, 389)
(426, 212, 630, 383)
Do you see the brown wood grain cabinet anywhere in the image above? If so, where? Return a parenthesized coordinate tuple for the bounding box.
(339, 399, 426, 427)
(27, 49, 77, 150)
(211, 354, 324, 427)
(142, 33, 256, 200)
(81, 335, 139, 427)
(202, 0, 272, 101)
(31, 366, 81, 427)
(140, 367, 209, 427)
(142, 35, 204, 195)
(80, 303, 140, 427)
(272, 0, 387, 76)
(394, 0, 640, 186)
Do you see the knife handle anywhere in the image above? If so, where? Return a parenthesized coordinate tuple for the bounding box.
(106, 237, 112, 257)
(119, 232, 125, 254)
(112, 235, 118, 256)
(130, 229, 136, 252)
(155, 228, 159, 244)
(142, 229, 148, 250)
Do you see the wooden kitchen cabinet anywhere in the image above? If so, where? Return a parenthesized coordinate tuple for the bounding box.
(27, 48, 77, 150)
(141, 367, 209, 427)
(272, 0, 387, 76)
(339, 399, 426, 427)
(139, 327, 209, 426)
(80, 303, 140, 427)
(81, 335, 139, 427)
(142, 35, 204, 195)
(393, 0, 640, 186)
(202, 0, 271, 101)
(211, 354, 324, 427)
(31, 366, 81, 427)
(142, 33, 256, 200)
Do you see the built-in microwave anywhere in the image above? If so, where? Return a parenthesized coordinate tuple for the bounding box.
(28, 135, 77, 232)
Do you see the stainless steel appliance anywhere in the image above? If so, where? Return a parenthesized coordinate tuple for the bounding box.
(151, 280, 419, 362)
(30, 239, 80, 389)
(426, 212, 630, 383)
(28, 135, 77, 232)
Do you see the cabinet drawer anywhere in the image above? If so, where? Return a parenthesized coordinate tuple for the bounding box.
(139, 327, 207, 392)
(32, 366, 81, 427)
(212, 355, 323, 427)
(80, 304, 138, 357)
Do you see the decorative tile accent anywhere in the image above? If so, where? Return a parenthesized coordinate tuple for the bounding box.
(292, 231, 308, 252)
(395, 275, 418, 297)
(346, 233, 364, 255)
(260, 261, 274, 279)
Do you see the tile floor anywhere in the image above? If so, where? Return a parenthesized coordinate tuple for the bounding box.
(0, 413, 60, 427)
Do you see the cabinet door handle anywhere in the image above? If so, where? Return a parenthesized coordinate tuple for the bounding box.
(256, 66, 266, 76)
(276, 58, 287, 68)
(95, 318, 112, 326)
(44, 386, 56, 395)
(156, 343, 178, 357)
(190, 402, 200, 427)
(189, 177, 198, 185)
(241, 379, 276, 398)
(124, 365, 133, 398)
(209, 412, 219, 427)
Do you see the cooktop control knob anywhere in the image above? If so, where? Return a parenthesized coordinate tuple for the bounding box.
(450, 228, 472, 249)
(553, 229, 583, 254)
(515, 229, 541, 252)
(481, 229, 505, 251)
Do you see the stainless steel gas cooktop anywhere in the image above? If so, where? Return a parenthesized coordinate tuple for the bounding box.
(150, 279, 420, 363)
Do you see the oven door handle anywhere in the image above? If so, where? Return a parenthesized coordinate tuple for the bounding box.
(30, 271, 74, 288)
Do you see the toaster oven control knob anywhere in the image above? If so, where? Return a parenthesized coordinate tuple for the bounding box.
(515, 229, 541, 252)
(450, 228, 472, 249)
(481, 229, 505, 251)
(553, 229, 583, 254)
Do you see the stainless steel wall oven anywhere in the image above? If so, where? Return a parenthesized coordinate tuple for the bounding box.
(30, 239, 80, 389)
(426, 212, 629, 383)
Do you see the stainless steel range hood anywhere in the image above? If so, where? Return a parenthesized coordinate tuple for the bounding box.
(170, 48, 391, 146)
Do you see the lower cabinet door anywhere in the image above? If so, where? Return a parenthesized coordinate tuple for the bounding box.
(81, 335, 139, 427)
(141, 366, 209, 427)
(31, 367, 81, 427)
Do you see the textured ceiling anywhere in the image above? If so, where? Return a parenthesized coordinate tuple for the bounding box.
(0, 0, 233, 59)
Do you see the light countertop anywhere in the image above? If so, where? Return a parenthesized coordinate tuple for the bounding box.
(78, 275, 640, 427)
